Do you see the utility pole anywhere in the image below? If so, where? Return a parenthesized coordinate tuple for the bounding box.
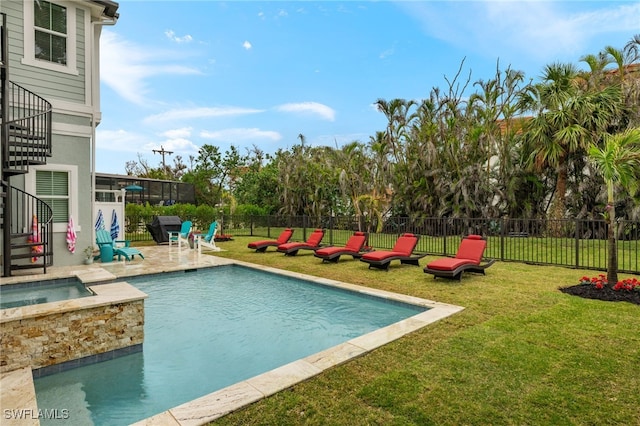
(152, 145, 173, 169)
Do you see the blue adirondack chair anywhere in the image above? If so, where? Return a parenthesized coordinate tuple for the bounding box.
(198, 222, 220, 252)
(168, 220, 192, 249)
(96, 229, 144, 262)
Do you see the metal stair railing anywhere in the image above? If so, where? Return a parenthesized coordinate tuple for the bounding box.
(2, 80, 52, 174)
(7, 185, 53, 274)
(1, 12, 54, 276)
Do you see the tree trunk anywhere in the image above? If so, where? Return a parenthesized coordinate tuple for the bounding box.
(607, 206, 618, 286)
(548, 160, 568, 237)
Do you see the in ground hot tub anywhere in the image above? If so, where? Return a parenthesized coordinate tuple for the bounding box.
(0, 278, 93, 309)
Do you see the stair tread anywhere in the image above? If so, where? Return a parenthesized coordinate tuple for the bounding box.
(11, 241, 45, 249)
(10, 252, 51, 260)
(8, 133, 47, 141)
(11, 262, 51, 271)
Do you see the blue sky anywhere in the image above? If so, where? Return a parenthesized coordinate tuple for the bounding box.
(96, 1, 640, 174)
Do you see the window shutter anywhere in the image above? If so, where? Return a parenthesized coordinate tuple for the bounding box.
(36, 170, 69, 223)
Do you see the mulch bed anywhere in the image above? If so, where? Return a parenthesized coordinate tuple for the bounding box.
(560, 284, 640, 305)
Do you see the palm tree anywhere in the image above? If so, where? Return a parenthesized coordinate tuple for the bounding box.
(521, 62, 623, 224)
(587, 128, 640, 285)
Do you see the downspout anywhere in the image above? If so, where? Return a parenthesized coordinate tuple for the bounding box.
(90, 15, 117, 244)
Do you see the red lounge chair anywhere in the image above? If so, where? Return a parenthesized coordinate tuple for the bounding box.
(423, 234, 495, 280)
(247, 228, 294, 252)
(277, 229, 325, 256)
(359, 233, 425, 270)
(314, 232, 367, 263)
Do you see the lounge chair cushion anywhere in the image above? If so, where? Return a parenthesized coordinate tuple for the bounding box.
(278, 229, 324, 250)
(425, 257, 475, 271)
(305, 229, 324, 246)
(314, 232, 366, 259)
(391, 233, 418, 256)
(361, 233, 418, 261)
(344, 232, 367, 251)
(424, 234, 494, 280)
(248, 240, 273, 248)
(275, 228, 295, 244)
(360, 250, 403, 261)
(277, 229, 324, 255)
(247, 229, 294, 249)
(454, 234, 486, 263)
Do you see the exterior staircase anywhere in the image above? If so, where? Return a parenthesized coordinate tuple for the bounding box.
(1, 12, 53, 277)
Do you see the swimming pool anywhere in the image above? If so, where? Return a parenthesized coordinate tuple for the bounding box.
(34, 265, 429, 425)
(0, 278, 93, 309)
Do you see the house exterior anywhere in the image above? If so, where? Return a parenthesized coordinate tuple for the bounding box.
(1, 0, 119, 277)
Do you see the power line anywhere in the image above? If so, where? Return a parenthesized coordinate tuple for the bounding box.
(152, 145, 173, 169)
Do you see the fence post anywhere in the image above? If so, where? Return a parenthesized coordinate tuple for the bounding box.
(500, 218, 506, 261)
(329, 215, 334, 246)
(442, 219, 447, 255)
(303, 215, 308, 240)
(575, 218, 580, 269)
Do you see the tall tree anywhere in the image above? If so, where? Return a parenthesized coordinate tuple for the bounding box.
(521, 62, 623, 223)
(183, 144, 246, 207)
(587, 128, 640, 284)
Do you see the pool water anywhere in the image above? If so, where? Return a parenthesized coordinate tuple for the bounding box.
(34, 265, 426, 425)
(0, 279, 93, 309)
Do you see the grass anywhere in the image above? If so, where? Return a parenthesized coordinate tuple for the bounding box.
(204, 237, 639, 425)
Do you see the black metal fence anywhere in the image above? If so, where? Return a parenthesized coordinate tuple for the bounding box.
(125, 214, 639, 274)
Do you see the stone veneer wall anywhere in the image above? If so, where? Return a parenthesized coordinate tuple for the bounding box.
(1, 298, 144, 374)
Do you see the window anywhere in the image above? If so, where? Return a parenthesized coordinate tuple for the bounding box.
(23, 0, 77, 74)
(34, 0, 67, 65)
(36, 170, 69, 223)
(27, 164, 78, 233)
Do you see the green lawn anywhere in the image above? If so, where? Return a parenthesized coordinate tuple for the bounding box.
(206, 237, 639, 425)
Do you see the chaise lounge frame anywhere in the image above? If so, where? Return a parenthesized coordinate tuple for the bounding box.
(313, 231, 367, 263)
(247, 228, 294, 252)
(359, 233, 426, 270)
(423, 234, 495, 280)
(277, 228, 325, 256)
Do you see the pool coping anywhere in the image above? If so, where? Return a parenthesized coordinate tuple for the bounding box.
(1, 253, 464, 426)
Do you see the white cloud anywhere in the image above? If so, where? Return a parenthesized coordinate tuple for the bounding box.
(379, 47, 394, 60)
(276, 102, 336, 121)
(200, 128, 282, 142)
(100, 31, 202, 105)
(165, 30, 193, 43)
(401, 1, 640, 62)
(144, 106, 264, 123)
(243, 40, 252, 50)
(96, 129, 155, 153)
(96, 128, 199, 157)
(160, 127, 193, 139)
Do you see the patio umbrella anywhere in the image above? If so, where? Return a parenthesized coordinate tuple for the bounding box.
(95, 209, 105, 231)
(110, 210, 120, 240)
(66, 215, 77, 253)
(124, 184, 144, 192)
